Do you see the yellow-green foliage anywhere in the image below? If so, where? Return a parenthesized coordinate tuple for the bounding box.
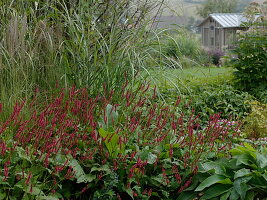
(242, 101, 267, 139)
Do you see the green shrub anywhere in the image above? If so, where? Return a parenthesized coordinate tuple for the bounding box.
(187, 84, 253, 121)
(161, 82, 254, 123)
(232, 2, 267, 91)
(232, 32, 267, 91)
(178, 143, 267, 200)
(242, 101, 267, 139)
(250, 85, 267, 104)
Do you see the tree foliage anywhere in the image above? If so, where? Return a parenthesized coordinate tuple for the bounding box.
(196, 0, 237, 18)
(233, 2, 267, 91)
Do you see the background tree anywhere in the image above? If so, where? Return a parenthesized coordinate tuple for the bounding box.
(196, 0, 237, 18)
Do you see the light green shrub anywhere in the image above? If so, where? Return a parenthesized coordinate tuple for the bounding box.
(242, 101, 267, 139)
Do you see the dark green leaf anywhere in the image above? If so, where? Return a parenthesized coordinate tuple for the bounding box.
(195, 175, 227, 191)
(234, 169, 251, 179)
(257, 153, 267, 169)
(234, 178, 249, 200)
(245, 191, 255, 200)
(229, 188, 239, 200)
(200, 184, 232, 200)
(176, 191, 198, 200)
(220, 191, 231, 200)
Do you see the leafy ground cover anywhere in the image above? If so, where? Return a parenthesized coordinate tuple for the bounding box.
(148, 66, 254, 122)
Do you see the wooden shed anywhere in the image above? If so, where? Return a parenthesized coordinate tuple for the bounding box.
(198, 13, 249, 51)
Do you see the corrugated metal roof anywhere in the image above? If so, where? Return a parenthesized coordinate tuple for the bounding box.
(197, 13, 258, 28)
(210, 13, 248, 28)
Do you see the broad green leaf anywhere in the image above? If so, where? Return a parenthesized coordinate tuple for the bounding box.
(69, 159, 85, 179)
(195, 175, 227, 191)
(220, 191, 230, 200)
(244, 143, 256, 153)
(217, 178, 233, 184)
(230, 144, 256, 159)
(199, 161, 226, 175)
(234, 169, 251, 179)
(256, 153, 267, 169)
(77, 174, 96, 184)
(69, 159, 95, 183)
(200, 184, 232, 200)
(235, 154, 255, 167)
(99, 128, 120, 158)
(229, 188, 239, 200)
(234, 178, 249, 200)
(147, 152, 157, 164)
(91, 165, 110, 172)
(176, 191, 198, 200)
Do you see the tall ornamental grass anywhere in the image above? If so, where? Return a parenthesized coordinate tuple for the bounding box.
(0, 0, 182, 118)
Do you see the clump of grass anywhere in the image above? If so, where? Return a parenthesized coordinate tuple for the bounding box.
(0, 0, 180, 118)
(161, 29, 211, 68)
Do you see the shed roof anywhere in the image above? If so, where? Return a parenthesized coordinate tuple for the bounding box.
(198, 13, 250, 28)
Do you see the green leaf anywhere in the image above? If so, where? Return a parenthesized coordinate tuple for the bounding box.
(176, 191, 198, 200)
(200, 184, 232, 200)
(54, 153, 67, 165)
(234, 169, 251, 179)
(229, 188, 239, 200)
(25, 185, 44, 196)
(77, 173, 96, 184)
(256, 153, 267, 169)
(123, 187, 134, 199)
(199, 161, 225, 175)
(263, 173, 267, 182)
(69, 159, 85, 179)
(91, 165, 110, 173)
(235, 154, 255, 166)
(220, 191, 231, 200)
(195, 175, 227, 191)
(0, 192, 6, 200)
(147, 152, 157, 164)
(217, 178, 233, 184)
(69, 159, 96, 183)
(234, 178, 249, 200)
(99, 128, 108, 138)
(99, 128, 120, 158)
(17, 147, 32, 162)
(245, 191, 255, 200)
(243, 143, 256, 153)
